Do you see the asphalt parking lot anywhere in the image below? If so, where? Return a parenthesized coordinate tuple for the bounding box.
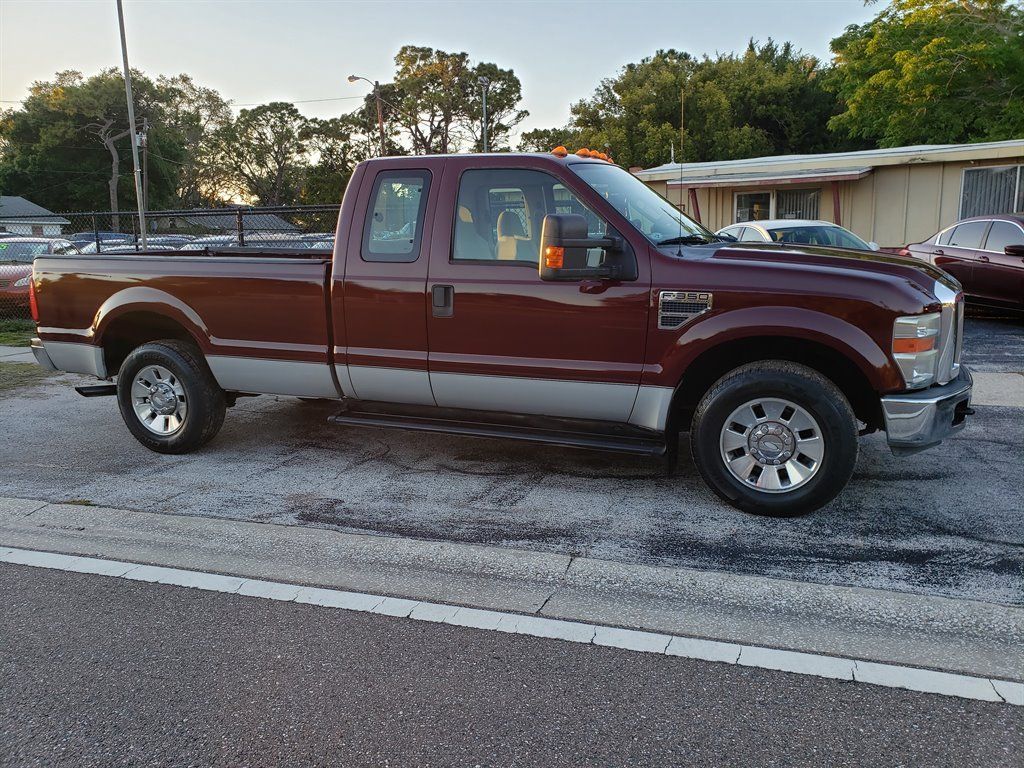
(1, 314, 1021, 606)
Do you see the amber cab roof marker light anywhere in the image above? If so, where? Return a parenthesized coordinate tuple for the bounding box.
(551, 146, 568, 158)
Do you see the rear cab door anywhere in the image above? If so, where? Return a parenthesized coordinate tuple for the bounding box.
(422, 156, 651, 424)
(334, 157, 446, 404)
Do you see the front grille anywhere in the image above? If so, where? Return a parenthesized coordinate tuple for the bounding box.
(658, 290, 712, 330)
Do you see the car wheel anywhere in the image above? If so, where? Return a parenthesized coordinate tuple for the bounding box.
(690, 361, 858, 517)
(116, 340, 226, 454)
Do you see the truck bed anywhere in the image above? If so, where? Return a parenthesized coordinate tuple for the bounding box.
(32, 251, 341, 398)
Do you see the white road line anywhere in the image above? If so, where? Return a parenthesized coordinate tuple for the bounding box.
(2, 546, 1019, 706)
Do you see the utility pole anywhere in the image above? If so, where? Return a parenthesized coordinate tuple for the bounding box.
(348, 75, 387, 156)
(140, 117, 149, 214)
(680, 86, 685, 162)
(116, 0, 146, 249)
(373, 81, 385, 155)
(478, 76, 490, 152)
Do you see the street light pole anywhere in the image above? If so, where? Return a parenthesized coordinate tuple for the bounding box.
(348, 74, 386, 156)
(116, 0, 146, 249)
(478, 77, 490, 153)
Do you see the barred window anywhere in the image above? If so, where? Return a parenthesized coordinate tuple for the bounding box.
(776, 189, 820, 220)
(960, 165, 1022, 219)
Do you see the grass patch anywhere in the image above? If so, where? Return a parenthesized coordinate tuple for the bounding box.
(0, 319, 35, 346)
(0, 361, 56, 395)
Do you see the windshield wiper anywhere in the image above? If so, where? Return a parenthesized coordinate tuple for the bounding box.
(656, 234, 714, 246)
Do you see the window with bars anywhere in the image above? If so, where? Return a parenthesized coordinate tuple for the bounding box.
(960, 165, 1023, 219)
(776, 189, 820, 220)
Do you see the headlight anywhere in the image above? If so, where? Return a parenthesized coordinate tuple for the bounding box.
(13, 276, 30, 288)
(892, 312, 941, 388)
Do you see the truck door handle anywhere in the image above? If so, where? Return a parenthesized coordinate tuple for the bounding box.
(431, 284, 454, 318)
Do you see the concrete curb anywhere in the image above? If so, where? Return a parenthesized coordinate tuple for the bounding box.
(1, 495, 1021, 684)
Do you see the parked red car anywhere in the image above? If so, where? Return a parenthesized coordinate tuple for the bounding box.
(904, 214, 1024, 312)
(0, 237, 80, 314)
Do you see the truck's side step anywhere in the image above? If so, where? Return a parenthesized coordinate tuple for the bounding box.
(328, 407, 667, 457)
(75, 384, 118, 398)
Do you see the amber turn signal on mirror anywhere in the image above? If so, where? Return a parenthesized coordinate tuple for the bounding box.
(544, 246, 565, 269)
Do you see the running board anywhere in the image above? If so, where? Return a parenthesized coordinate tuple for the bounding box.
(75, 384, 118, 398)
(328, 409, 667, 457)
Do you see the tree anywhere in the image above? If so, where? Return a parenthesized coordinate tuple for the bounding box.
(464, 61, 529, 151)
(522, 43, 855, 168)
(214, 102, 308, 205)
(156, 74, 232, 206)
(518, 127, 582, 153)
(0, 69, 181, 220)
(828, 0, 1024, 146)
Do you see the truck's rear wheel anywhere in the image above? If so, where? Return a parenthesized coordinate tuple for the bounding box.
(116, 340, 226, 454)
(690, 361, 858, 517)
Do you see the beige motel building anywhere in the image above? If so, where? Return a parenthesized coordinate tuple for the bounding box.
(634, 139, 1024, 249)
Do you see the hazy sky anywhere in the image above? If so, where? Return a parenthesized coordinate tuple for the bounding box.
(0, 0, 876, 138)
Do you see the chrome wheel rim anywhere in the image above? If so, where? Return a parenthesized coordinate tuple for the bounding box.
(719, 398, 824, 494)
(130, 364, 187, 435)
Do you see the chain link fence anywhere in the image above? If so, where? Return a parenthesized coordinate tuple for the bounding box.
(0, 205, 340, 318)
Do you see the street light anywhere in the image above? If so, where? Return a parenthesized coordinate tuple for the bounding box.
(478, 76, 490, 153)
(348, 74, 386, 156)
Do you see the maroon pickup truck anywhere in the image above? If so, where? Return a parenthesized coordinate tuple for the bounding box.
(28, 152, 973, 516)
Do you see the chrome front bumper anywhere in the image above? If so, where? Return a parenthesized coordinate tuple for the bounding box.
(30, 338, 57, 371)
(880, 366, 973, 456)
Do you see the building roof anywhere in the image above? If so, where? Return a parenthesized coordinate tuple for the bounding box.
(0, 196, 70, 224)
(636, 139, 1024, 183)
(665, 166, 872, 189)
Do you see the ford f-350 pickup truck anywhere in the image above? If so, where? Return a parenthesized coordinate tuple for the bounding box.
(28, 151, 973, 516)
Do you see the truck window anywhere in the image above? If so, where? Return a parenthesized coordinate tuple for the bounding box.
(362, 170, 431, 263)
(452, 169, 608, 264)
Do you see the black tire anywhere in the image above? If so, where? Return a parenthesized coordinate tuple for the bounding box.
(116, 340, 226, 454)
(690, 361, 858, 517)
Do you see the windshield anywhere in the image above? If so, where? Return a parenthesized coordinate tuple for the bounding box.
(0, 241, 48, 262)
(571, 163, 713, 245)
(764, 225, 871, 250)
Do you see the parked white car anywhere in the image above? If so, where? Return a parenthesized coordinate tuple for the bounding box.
(716, 219, 880, 251)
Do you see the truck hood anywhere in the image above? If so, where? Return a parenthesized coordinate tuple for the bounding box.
(703, 242, 955, 296)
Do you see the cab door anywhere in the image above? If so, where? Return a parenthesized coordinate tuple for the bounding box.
(424, 162, 650, 423)
(337, 159, 446, 405)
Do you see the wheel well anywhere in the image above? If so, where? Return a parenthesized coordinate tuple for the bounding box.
(101, 312, 199, 376)
(669, 336, 881, 432)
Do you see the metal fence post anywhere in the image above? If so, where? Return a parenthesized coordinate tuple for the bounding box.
(236, 209, 245, 247)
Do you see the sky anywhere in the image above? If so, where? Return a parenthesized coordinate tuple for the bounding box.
(0, 0, 878, 139)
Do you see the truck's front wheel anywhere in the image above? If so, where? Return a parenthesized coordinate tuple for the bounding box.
(116, 340, 226, 454)
(690, 361, 858, 517)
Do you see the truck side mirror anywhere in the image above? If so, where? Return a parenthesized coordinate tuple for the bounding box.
(538, 214, 622, 281)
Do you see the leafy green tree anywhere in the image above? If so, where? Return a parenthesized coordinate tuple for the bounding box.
(383, 46, 528, 154)
(213, 102, 308, 205)
(464, 61, 529, 151)
(0, 69, 181, 219)
(156, 74, 232, 206)
(828, 0, 1024, 146)
(518, 127, 582, 153)
(523, 42, 855, 168)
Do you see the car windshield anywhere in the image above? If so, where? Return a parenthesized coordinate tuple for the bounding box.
(571, 163, 713, 245)
(765, 225, 871, 250)
(0, 241, 49, 262)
